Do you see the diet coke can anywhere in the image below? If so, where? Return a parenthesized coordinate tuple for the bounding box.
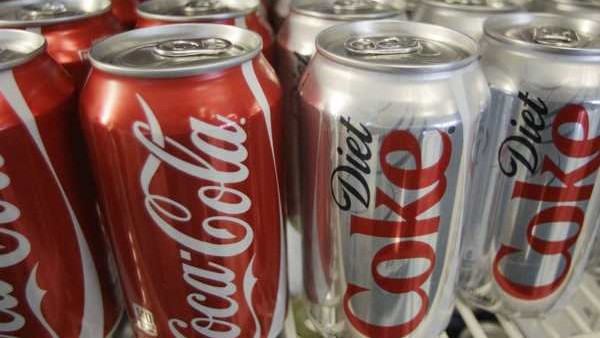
(0, 29, 121, 337)
(459, 13, 600, 317)
(0, 0, 123, 89)
(542, 0, 600, 21)
(413, 0, 522, 40)
(81, 24, 287, 338)
(299, 20, 489, 338)
(277, 0, 402, 297)
(136, 0, 275, 62)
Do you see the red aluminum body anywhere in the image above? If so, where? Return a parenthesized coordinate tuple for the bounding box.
(136, 12, 274, 62)
(112, 0, 141, 28)
(0, 38, 121, 337)
(81, 31, 286, 337)
(35, 13, 123, 89)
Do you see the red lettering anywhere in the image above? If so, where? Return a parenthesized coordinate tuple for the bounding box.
(343, 130, 451, 337)
(495, 104, 599, 300)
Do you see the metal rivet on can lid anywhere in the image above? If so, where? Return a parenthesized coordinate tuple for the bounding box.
(293, 0, 400, 20)
(183, 0, 224, 14)
(0, 0, 111, 27)
(316, 20, 477, 72)
(89, 23, 262, 78)
(19, 2, 68, 19)
(153, 38, 233, 57)
(531, 26, 580, 47)
(345, 36, 423, 55)
(484, 13, 600, 57)
(137, 0, 257, 21)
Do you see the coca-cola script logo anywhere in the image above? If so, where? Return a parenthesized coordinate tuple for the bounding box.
(493, 92, 600, 300)
(132, 94, 260, 337)
(0, 154, 30, 335)
(332, 116, 452, 337)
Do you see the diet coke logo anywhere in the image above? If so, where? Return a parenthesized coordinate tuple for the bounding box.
(333, 117, 452, 337)
(494, 92, 600, 300)
(0, 154, 30, 335)
(132, 94, 260, 337)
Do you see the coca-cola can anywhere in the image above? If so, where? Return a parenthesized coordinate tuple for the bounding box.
(111, 0, 141, 28)
(459, 13, 600, 317)
(277, 0, 403, 298)
(0, 0, 123, 89)
(413, 0, 522, 40)
(136, 0, 275, 62)
(0, 29, 122, 337)
(81, 23, 287, 338)
(541, 0, 600, 21)
(299, 20, 489, 338)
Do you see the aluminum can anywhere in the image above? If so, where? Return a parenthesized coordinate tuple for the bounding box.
(299, 20, 489, 338)
(413, 0, 522, 40)
(587, 232, 600, 276)
(137, 0, 275, 62)
(277, 0, 403, 298)
(459, 13, 600, 318)
(111, 0, 142, 29)
(0, 29, 122, 338)
(81, 23, 287, 338)
(541, 0, 600, 21)
(0, 0, 123, 90)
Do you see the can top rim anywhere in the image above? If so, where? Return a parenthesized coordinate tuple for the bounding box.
(89, 23, 262, 78)
(292, 1, 400, 21)
(0, 29, 46, 70)
(315, 20, 479, 73)
(0, 0, 111, 27)
(550, 0, 600, 6)
(137, 0, 258, 22)
(484, 13, 600, 57)
(420, 0, 521, 12)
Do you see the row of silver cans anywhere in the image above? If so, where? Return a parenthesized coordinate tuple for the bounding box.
(286, 11, 600, 338)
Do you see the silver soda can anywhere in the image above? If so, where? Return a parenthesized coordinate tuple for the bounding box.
(276, 0, 402, 297)
(541, 0, 600, 21)
(460, 13, 600, 318)
(587, 232, 600, 276)
(413, 0, 522, 40)
(299, 20, 489, 338)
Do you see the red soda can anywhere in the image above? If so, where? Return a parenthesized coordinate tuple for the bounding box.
(0, 29, 121, 337)
(111, 0, 142, 29)
(0, 0, 123, 89)
(136, 0, 275, 63)
(81, 24, 287, 337)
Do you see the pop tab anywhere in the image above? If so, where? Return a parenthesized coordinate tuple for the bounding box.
(531, 26, 580, 47)
(153, 38, 234, 57)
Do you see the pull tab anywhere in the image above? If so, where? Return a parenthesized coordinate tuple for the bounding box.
(332, 0, 376, 13)
(183, 0, 223, 14)
(532, 26, 580, 47)
(20, 2, 68, 19)
(345, 36, 422, 55)
(153, 38, 233, 57)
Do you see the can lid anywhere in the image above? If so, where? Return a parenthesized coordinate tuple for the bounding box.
(293, 0, 400, 20)
(0, 0, 111, 27)
(484, 13, 600, 57)
(0, 29, 45, 71)
(316, 20, 478, 73)
(89, 23, 262, 78)
(137, 0, 258, 22)
(420, 0, 520, 12)
(550, 0, 600, 8)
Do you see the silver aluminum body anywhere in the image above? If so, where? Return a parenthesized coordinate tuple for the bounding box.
(587, 232, 600, 276)
(0, 0, 111, 27)
(276, 0, 403, 298)
(299, 20, 489, 338)
(460, 13, 600, 318)
(413, 0, 522, 40)
(137, 0, 259, 21)
(542, 0, 600, 21)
